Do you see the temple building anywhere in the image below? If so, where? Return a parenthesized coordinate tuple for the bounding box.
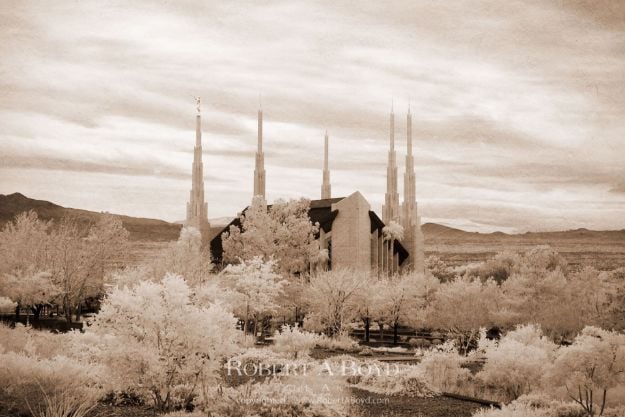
(186, 102, 424, 274)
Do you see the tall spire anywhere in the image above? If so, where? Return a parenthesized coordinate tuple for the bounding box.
(186, 97, 210, 236)
(321, 130, 331, 199)
(401, 105, 424, 272)
(253, 106, 266, 200)
(382, 103, 400, 224)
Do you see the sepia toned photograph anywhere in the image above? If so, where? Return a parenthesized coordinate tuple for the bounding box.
(1, 1, 624, 416)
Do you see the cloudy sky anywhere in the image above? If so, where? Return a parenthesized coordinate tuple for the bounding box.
(1, 1, 624, 232)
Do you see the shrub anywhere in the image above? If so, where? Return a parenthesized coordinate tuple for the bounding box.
(477, 324, 557, 402)
(473, 394, 585, 417)
(351, 361, 436, 397)
(315, 332, 362, 353)
(0, 351, 103, 416)
(271, 324, 319, 358)
(416, 348, 471, 393)
(87, 274, 238, 411)
(546, 326, 625, 415)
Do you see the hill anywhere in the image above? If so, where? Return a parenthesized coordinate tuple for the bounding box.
(0, 193, 181, 241)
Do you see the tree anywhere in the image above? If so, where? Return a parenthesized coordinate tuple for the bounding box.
(478, 324, 558, 402)
(48, 215, 129, 322)
(222, 196, 320, 276)
(426, 276, 501, 353)
(0, 211, 54, 321)
(146, 226, 213, 286)
(303, 269, 365, 336)
(548, 326, 625, 416)
(88, 274, 238, 411)
(0, 269, 59, 322)
(219, 257, 286, 340)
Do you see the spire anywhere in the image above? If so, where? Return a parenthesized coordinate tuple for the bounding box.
(382, 104, 400, 224)
(401, 105, 423, 272)
(321, 130, 331, 199)
(186, 98, 210, 235)
(253, 106, 266, 199)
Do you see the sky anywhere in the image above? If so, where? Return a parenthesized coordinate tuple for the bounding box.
(1, 1, 624, 233)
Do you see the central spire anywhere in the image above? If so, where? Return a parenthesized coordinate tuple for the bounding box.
(401, 105, 424, 272)
(186, 97, 210, 236)
(253, 106, 266, 200)
(321, 130, 331, 199)
(382, 103, 400, 224)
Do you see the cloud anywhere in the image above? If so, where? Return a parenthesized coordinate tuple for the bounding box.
(1, 0, 624, 231)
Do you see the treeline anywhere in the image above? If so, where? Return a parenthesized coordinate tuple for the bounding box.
(0, 211, 129, 323)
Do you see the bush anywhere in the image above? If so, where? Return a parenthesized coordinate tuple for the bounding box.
(350, 361, 436, 397)
(473, 394, 586, 417)
(416, 348, 471, 393)
(0, 351, 103, 416)
(477, 324, 557, 402)
(87, 274, 239, 411)
(271, 324, 319, 358)
(315, 332, 362, 353)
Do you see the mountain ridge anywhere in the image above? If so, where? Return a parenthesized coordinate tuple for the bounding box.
(2, 193, 624, 243)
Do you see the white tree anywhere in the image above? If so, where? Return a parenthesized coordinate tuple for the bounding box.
(0, 211, 54, 321)
(48, 215, 129, 322)
(478, 324, 558, 402)
(547, 326, 625, 416)
(304, 269, 365, 336)
(222, 196, 319, 276)
(88, 274, 238, 411)
(219, 257, 286, 340)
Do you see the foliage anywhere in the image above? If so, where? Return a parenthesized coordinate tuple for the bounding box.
(220, 257, 286, 338)
(303, 269, 366, 336)
(547, 326, 625, 416)
(416, 343, 471, 392)
(426, 255, 457, 282)
(271, 324, 319, 358)
(0, 211, 129, 322)
(87, 274, 238, 411)
(351, 361, 436, 397)
(0, 351, 104, 417)
(472, 394, 585, 417)
(315, 332, 362, 352)
(138, 226, 214, 286)
(222, 196, 320, 276)
(478, 324, 557, 402)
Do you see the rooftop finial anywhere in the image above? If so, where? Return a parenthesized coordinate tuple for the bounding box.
(195, 96, 201, 114)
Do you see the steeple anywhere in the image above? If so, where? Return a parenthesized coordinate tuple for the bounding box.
(321, 130, 331, 199)
(401, 105, 424, 272)
(186, 97, 210, 235)
(253, 106, 266, 200)
(382, 103, 400, 224)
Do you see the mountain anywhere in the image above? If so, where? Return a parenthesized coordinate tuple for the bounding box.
(421, 222, 625, 243)
(0, 193, 181, 241)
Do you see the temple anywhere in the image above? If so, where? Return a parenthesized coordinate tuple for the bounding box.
(185, 102, 424, 274)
